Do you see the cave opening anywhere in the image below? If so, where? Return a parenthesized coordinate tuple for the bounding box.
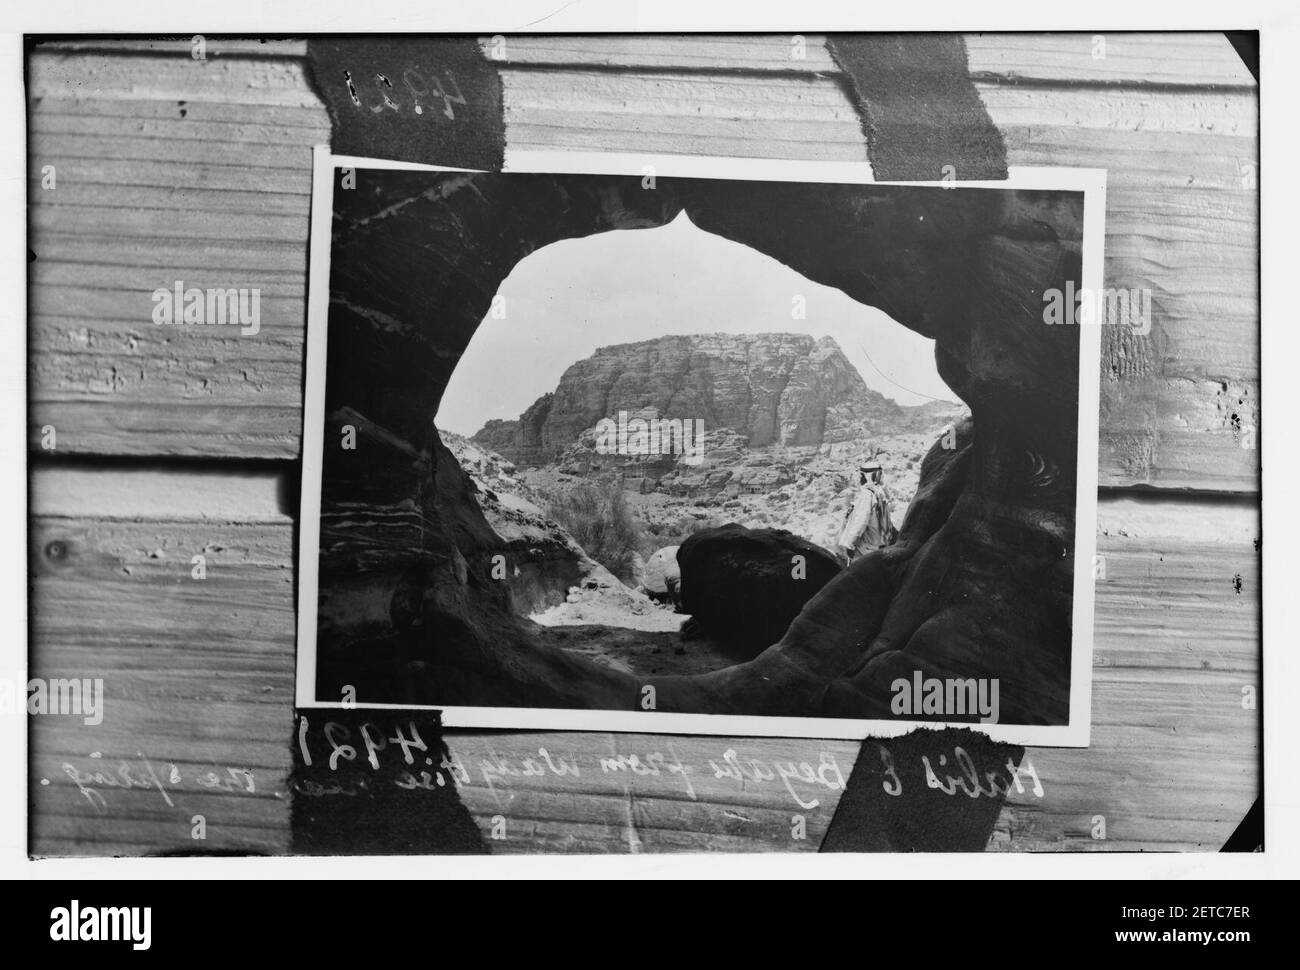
(432, 208, 967, 658)
(314, 168, 1086, 728)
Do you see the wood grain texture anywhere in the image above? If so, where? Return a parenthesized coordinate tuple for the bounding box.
(27, 51, 326, 459)
(446, 732, 857, 854)
(46, 32, 1254, 87)
(29, 469, 294, 857)
(498, 68, 868, 160)
(477, 34, 839, 73)
(974, 83, 1259, 491)
(48, 33, 1250, 87)
(25, 34, 1262, 856)
(36, 39, 309, 59)
(475, 32, 1255, 88)
(996, 498, 1259, 851)
(25, 42, 1258, 494)
(964, 33, 1254, 87)
(27, 468, 1260, 855)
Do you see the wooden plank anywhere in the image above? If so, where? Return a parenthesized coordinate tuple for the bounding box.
(499, 68, 868, 160)
(36, 38, 309, 59)
(32, 261, 306, 292)
(28, 182, 313, 215)
(31, 109, 333, 146)
(32, 206, 309, 241)
(479, 32, 1255, 89)
(991, 497, 1259, 852)
(25, 158, 315, 195)
(24, 45, 1258, 489)
(29, 467, 294, 857)
(28, 51, 322, 107)
(973, 83, 1256, 136)
(34, 94, 329, 129)
(477, 33, 838, 73)
(32, 33, 1258, 88)
(964, 32, 1255, 88)
(446, 732, 856, 854)
(28, 467, 1260, 854)
(31, 237, 309, 276)
(31, 132, 319, 171)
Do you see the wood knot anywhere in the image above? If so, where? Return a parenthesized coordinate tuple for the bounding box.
(44, 540, 68, 561)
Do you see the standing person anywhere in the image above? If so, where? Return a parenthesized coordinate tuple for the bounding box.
(835, 462, 897, 563)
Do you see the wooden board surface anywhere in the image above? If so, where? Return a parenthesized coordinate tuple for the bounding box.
(25, 41, 1259, 492)
(36, 33, 1256, 88)
(28, 468, 1259, 855)
(995, 498, 1260, 851)
(25, 33, 1261, 856)
(471, 33, 1255, 88)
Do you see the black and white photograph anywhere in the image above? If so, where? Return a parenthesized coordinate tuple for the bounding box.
(296, 151, 1102, 743)
(15, 15, 1270, 871)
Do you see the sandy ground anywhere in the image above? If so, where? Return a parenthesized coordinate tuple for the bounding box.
(529, 568, 743, 677)
(532, 623, 740, 678)
(531, 591, 684, 633)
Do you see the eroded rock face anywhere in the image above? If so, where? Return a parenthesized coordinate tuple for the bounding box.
(318, 171, 1083, 726)
(471, 333, 947, 465)
(438, 429, 647, 617)
(474, 393, 553, 466)
(677, 525, 844, 659)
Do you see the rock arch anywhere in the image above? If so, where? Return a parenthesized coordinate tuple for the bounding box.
(316, 170, 1083, 725)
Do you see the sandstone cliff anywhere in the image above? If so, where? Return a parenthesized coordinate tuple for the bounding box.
(472, 333, 948, 465)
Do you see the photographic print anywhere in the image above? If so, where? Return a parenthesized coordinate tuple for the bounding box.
(296, 150, 1103, 744)
(24, 28, 1259, 860)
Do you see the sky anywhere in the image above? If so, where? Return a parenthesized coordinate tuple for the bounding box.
(435, 211, 961, 437)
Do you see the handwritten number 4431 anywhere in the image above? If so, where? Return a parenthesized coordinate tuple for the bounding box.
(298, 716, 428, 771)
(343, 68, 468, 120)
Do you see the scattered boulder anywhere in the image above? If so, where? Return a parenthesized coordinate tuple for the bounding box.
(677, 524, 842, 659)
(642, 545, 682, 604)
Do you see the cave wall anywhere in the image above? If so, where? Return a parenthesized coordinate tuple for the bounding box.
(320, 171, 1084, 724)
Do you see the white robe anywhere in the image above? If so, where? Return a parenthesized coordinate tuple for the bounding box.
(836, 482, 895, 561)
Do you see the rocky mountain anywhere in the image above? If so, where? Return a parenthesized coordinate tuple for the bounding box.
(473, 333, 952, 466)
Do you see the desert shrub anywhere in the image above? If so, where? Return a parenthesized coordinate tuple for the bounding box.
(543, 477, 646, 584)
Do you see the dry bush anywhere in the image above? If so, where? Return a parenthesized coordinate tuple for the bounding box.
(543, 477, 647, 583)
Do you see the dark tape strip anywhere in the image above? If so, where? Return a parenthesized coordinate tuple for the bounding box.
(306, 37, 504, 171)
(826, 34, 1008, 182)
(291, 709, 485, 855)
(1220, 797, 1263, 851)
(1223, 31, 1259, 83)
(820, 730, 1022, 852)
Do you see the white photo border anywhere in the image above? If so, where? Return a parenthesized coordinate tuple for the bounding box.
(297, 145, 1105, 748)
